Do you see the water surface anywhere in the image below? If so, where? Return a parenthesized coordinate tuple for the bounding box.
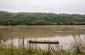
(0, 25, 85, 49)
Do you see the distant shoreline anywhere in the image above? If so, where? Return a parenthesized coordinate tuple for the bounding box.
(0, 11, 85, 25)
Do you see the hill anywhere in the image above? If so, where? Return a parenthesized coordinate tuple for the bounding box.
(0, 11, 85, 25)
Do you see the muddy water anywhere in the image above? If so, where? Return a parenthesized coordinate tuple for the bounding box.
(0, 25, 85, 49)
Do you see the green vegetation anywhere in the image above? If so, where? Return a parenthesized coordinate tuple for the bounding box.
(0, 47, 84, 55)
(71, 34, 85, 54)
(0, 35, 85, 55)
(0, 11, 85, 25)
(0, 37, 85, 55)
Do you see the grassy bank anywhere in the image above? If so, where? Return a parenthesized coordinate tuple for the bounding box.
(0, 34, 85, 55)
(0, 46, 85, 55)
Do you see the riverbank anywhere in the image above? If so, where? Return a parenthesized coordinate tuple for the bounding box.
(0, 46, 84, 55)
(0, 35, 85, 55)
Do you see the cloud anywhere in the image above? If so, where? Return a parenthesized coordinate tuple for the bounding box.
(0, 0, 85, 14)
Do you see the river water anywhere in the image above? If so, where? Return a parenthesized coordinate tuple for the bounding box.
(0, 25, 85, 50)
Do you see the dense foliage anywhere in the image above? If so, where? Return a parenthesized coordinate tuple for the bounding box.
(0, 11, 85, 25)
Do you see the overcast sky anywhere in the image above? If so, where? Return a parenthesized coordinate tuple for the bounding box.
(0, 0, 85, 14)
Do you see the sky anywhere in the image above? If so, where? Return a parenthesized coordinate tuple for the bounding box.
(0, 0, 85, 14)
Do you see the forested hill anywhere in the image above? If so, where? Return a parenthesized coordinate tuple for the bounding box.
(0, 11, 85, 25)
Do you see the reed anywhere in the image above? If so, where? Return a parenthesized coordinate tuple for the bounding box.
(0, 35, 85, 55)
(71, 33, 85, 54)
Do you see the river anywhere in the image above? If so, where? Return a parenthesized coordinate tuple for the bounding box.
(0, 25, 85, 50)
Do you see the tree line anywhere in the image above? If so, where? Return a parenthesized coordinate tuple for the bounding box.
(0, 11, 85, 25)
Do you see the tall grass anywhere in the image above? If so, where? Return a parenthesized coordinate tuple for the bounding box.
(71, 33, 85, 54)
(0, 34, 85, 55)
